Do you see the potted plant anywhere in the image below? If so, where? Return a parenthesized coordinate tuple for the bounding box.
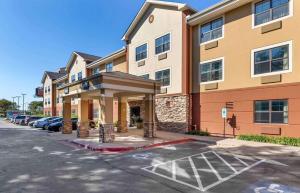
(136, 117, 143, 129)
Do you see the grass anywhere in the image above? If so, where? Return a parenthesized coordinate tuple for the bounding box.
(238, 135, 300, 147)
(185, 130, 210, 136)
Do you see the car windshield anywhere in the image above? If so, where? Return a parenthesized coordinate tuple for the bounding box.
(38, 118, 48, 121)
(52, 118, 62, 122)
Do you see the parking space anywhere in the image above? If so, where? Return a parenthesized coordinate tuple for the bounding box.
(142, 150, 266, 192)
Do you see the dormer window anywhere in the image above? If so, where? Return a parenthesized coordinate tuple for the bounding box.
(200, 17, 223, 44)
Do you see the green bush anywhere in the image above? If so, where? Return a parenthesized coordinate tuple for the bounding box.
(185, 130, 210, 136)
(237, 135, 300, 147)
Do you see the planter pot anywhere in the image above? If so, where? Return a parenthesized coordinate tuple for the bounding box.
(136, 122, 143, 129)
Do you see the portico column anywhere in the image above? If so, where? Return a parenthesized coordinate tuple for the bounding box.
(77, 99, 89, 138)
(117, 96, 128, 133)
(62, 96, 72, 134)
(144, 94, 156, 138)
(99, 91, 115, 143)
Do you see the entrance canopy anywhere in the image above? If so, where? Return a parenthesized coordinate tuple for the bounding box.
(57, 71, 161, 142)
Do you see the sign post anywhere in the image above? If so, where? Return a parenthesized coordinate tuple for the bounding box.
(221, 108, 227, 138)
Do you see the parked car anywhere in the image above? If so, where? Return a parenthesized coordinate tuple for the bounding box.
(14, 115, 27, 125)
(47, 118, 78, 132)
(10, 114, 19, 123)
(44, 117, 63, 130)
(33, 117, 59, 129)
(23, 116, 44, 126)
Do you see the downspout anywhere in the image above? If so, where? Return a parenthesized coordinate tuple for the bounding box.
(153, 82, 156, 138)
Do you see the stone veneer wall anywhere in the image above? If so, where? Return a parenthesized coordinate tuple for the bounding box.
(155, 95, 189, 133)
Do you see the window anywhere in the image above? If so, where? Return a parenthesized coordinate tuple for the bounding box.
(71, 75, 76, 82)
(253, 42, 290, 76)
(106, 63, 113, 72)
(91, 68, 99, 75)
(48, 98, 50, 105)
(77, 72, 82, 81)
(136, 44, 147, 61)
(254, 0, 290, 26)
(140, 74, 150, 79)
(155, 69, 170, 87)
(45, 87, 47, 94)
(48, 86, 50, 92)
(155, 33, 170, 55)
(254, 100, 288, 123)
(200, 17, 223, 43)
(200, 58, 223, 83)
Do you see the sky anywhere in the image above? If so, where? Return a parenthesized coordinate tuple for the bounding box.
(0, 0, 222, 106)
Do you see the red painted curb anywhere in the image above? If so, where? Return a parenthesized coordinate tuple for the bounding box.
(68, 138, 196, 153)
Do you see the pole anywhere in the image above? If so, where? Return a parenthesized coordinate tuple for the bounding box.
(223, 118, 226, 138)
(16, 96, 21, 111)
(21, 94, 26, 115)
(12, 97, 16, 110)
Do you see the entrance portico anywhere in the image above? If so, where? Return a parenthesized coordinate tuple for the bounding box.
(58, 72, 160, 142)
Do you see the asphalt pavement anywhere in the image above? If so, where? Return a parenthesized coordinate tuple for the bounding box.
(0, 119, 300, 193)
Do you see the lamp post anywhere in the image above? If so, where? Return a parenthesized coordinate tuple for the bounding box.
(12, 97, 16, 110)
(21, 93, 26, 115)
(16, 96, 21, 111)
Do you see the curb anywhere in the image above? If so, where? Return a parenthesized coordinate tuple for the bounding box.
(68, 138, 197, 153)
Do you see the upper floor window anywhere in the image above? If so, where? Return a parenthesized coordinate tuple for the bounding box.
(252, 41, 291, 76)
(47, 86, 50, 92)
(91, 68, 99, 75)
(78, 72, 82, 81)
(71, 75, 76, 83)
(106, 63, 113, 72)
(155, 69, 170, 87)
(140, 74, 150, 80)
(254, 0, 290, 26)
(136, 44, 147, 61)
(254, 99, 288, 124)
(155, 33, 170, 55)
(44, 87, 47, 94)
(200, 58, 224, 84)
(200, 17, 223, 44)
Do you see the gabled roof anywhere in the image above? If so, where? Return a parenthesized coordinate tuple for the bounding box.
(41, 71, 66, 84)
(87, 47, 126, 69)
(187, 0, 253, 26)
(66, 51, 101, 72)
(122, 0, 197, 41)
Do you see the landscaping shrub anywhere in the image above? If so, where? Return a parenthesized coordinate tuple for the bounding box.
(237, 135, 300, 147)
(185, 130, 210, 136)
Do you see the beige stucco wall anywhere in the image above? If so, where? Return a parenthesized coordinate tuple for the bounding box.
(43, 75, 52, 108)
(128, 5, 183, 94)
(69, 55, 87, 82)
(192, 0, 299, 93)
(98, 54, 127, 73)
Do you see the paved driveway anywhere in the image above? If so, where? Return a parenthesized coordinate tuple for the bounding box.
(0, 120, 300, 193)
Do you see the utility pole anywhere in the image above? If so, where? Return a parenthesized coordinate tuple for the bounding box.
(21, 93, 26, 115)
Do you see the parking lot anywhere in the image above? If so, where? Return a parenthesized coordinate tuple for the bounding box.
(1, 120, 300, 193)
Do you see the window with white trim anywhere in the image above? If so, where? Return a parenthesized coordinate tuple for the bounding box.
(200, 59, 223, 83)
(254, 99, 288, 123)
(155, 69, 170, 87)
(254, 0, 290, 26)
(155, 34, 170, 55)
(91, 68, 99, 75)
(71, 75, 76, 83)
(140, 74, 149, 80)
(106, 63, 113, 72)
(77, 71, 82, 81)
(200, 17, 223, 43)
(254, 44, 289, 75)
(136, 44, 147, 61)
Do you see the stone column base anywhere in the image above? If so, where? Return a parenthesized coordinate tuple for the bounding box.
(144, 122, 157, 138)
(77, 121, 89, 138)
(117, 121, 128, 133)
(62, 120, 72, 134)
(99, 124, 115, 143)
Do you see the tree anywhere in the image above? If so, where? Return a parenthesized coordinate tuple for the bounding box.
(0, 99, 15, 116)
(28, 101, 43, 115)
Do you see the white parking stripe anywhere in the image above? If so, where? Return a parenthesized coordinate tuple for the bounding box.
(172, 160, 176, 180)
(234, 156, 249, 167)
(188, 156, 204, 191)
(203, 159, 265, 191)
(212, 151, 238, 174)
(201, 153, 222, 180)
